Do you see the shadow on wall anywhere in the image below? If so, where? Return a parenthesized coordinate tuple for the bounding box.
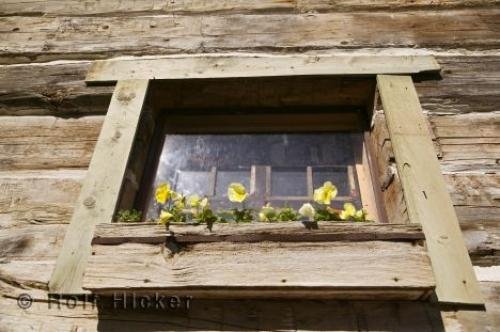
(95, 297, 445, 331)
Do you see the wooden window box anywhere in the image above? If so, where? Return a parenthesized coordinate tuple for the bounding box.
(83, 222, 434, 300)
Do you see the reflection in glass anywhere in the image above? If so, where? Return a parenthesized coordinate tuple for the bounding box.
(146, 133, 362, 219)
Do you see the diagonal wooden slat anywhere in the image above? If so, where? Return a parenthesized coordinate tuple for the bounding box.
(377, 75, 483, 305)
(49, 80, 149, 294)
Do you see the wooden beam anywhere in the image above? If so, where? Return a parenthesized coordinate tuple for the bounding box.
(48, 80, 149, 294)
(92, 222, 424, 245)
(86, 55, 440, 84)
(83, 240, 435, 300)
(376, 75, 483, 305)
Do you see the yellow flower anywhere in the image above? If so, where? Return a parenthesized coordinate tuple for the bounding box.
(340, 203, 357, 220)
(199, 197, 209, 209)
(155, 183, 172, 204)
(228, 183, 248, 203)
(158, 210, 173, 224)
(188, 194, 202, 207)
(173, 195, 185, 209)
(298, 203, 316, 220)
(313, 181, 338, 205)
(354, 209, 367, 222)
(259, 203, 276, 222)
(258, 212, 268, 222)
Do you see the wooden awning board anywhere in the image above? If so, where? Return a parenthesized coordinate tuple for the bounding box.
(83, 222, 435, 300)
(85, 54, 440, 84)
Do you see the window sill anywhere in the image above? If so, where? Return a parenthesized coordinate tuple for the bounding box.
(83, 222, 434, 300)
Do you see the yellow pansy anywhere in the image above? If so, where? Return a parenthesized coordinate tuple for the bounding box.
(199, 197, 209, 209)
(354, 209, 367, 222)
(258, 212, 268, 222)
(155, 183, 172, 204)
(158, 210, 173, 225)
(313, 181, 338, 205)
(188, 194, 202, 207)
(259, 203, 276, 222)
(173, 195, 185, 209)
(340, 203, 357, 220)
(228, 183, 248, 203)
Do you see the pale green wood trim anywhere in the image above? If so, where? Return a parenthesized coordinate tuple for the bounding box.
(377, 75, 483, 305)
(49, 79, 149, 294)
(85, 55, 440, 84)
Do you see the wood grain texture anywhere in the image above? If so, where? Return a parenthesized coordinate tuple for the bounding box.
(0, 170, 84, 227)
(377, 75, 483, 305)
(1, 10, 500, 64)
(0, 220, 497, 329)
(1, 0, 498, 16)
(86, 54, 440, 83)
(1, 56, 500, 117)
(0, 116, 102, 170)
(84, 240, 434, 300)
(49, 80, 149, 294)
(92, 222, 424, 244)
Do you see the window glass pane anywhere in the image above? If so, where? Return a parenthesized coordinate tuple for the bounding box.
(146, 133, 363, 219)
(271, 168, 308, 197)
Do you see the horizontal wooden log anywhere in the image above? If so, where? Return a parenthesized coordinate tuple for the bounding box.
(0, 277, 497, 331)
(84, 240, 434, 300)
(1, 0, 498, 16)
(86, 55, 440, 83)
(0, 116, 102, 170)
(0, 170, 84, 227)
(416, 56, 500, 115)
(1, 10, 500, 64)
(0, 61, 111, 116)
(446, 174, 500, 208)
(92, 222, 425, 245)
(462, 221, 500, 267)
(1, 56, 500, 116)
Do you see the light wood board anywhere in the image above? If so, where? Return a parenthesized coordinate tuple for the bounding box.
(86, 55, 440, 84)
(48, 80, 149, 294)
(377, 75, 483, 305)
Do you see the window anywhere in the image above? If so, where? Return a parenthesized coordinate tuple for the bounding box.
(139, 109, 384, 222)
(50, 55, 482, 306)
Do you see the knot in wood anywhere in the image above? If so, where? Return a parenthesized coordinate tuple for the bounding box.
(83, 196, 96, 209)
(117, 91, 136, 104)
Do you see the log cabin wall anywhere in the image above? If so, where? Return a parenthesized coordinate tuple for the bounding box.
(0, 1, 499, 330)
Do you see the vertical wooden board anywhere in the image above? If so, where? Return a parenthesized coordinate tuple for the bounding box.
(377, 75, 482, 305)
(49, 80, 149, 294)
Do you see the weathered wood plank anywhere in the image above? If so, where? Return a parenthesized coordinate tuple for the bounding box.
(0, 170, 84, 227)
(0, 222, 496, 329)
(0, 116, 102, 170)
(377, 75, 483, 305)
(417, 56, 500, 115)
(1, 0, 498, 16)
(297, 0, 500, 12)
(446, 174, 500, 208)
(2, 56, 500, 116)
(92, 222, 424, 245)
(86, 55, 440, 83)
(1, 10, 500, 64)
(0, 61, 111, 116)
(84, 240, 434, 300)
(49, 80, 149, 294)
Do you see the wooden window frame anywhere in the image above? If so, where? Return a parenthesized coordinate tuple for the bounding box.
(49, 54, 482, 305)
